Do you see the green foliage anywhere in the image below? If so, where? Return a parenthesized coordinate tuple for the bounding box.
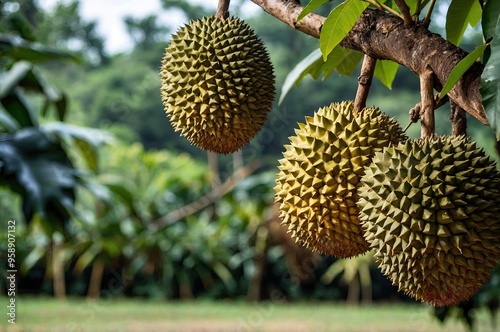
(481, 15, 500, 141)
(278, 47, 363, 104)
(320, 0, 369, 60)
(440, 42, 489, 98)
(374, 60, 399, 89)
(445, 0, 482, 46)
(297, 0, 332, 21)
(0, 34, 81, 64)
(0, 127, 77, 234)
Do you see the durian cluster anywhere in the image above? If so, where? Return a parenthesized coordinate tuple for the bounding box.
(274, 101, 500, 307)
(161, 14, 500, 308)
(275, 101, 406, 258)
(160, 16, 275, 154)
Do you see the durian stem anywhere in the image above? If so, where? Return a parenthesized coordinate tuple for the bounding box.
(450, 101, 467, 136)
(420, 68, 435, 138)
(354, 54, 376, 113)
(216, 0, 231, 19)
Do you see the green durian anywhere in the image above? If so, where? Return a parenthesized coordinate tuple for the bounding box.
(160, 16, 275, 154)
(358, 135, 500, 306)
(274, 101, 406, 258)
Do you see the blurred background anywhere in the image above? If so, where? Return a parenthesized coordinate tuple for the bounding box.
(1, 0, 499, 331)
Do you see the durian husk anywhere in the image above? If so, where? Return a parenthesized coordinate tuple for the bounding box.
(160, 16, 275, 154)
(274, 101, 407, 258)
(359, 135, 500, 306)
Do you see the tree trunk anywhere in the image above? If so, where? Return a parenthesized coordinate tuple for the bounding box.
(250, 0, 487, 125)
(87, 259, 105, 299)
(52, 242, 66, 299)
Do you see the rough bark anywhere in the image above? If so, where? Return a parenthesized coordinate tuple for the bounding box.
(450, 101, 467, 136)
(250, 0, 488, 125)
(354, 54, 376, 112)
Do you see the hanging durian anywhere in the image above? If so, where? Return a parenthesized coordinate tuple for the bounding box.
(358, 135, 500, 306)
(160, 16, 275, 154)
(274, 101, 406, 258)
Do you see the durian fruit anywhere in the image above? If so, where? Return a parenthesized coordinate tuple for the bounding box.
(358, 135, 500, 306)
(274, 101, 407, 258)
(160, 16, 275, 154)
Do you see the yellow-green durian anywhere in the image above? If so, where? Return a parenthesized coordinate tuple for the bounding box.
(160, 16, 275, 154)
(358, 135, 500, 306)
(274, 101, 407, 258)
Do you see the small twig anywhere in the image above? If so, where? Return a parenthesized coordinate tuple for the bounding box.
(414, 0, 422, 16)
(149, 161, 261, 231)
(405, 93, 448, 133)
(422, 0, 436, 28)
(394, 0, 413, 27)
(420, 67, 435, 138)
(216, 0, 231, 19)
(450, 101, 467, 136)
(354, 54, 376, 112)
(408, 93, 449, 122)
(364, 0, 403, 19)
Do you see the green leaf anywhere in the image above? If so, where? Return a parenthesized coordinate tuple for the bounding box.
(0, 34, 81, 63)
(0, 61, 32, 99)
(0, 111, 19, 133)
(446, 0, 482, 46)
(482, 0, 500, 39)
(440, 42, 488, 98)
(279, 49, 322, 105)
(43, 122, 112, 172)
(374, 60, 399, 89)
(279, 46, 363, 104)
(482, 0, 500, 63)
(0, 87, 38, 128)
(481, 16, 500, 141)
(334, 47, 363, 75)
(0, 128, 78, 228)
(298, 0, 332, 21)
(320, 0, 369, 60)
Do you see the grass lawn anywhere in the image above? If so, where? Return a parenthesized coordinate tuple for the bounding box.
(1, 297, 497, 332)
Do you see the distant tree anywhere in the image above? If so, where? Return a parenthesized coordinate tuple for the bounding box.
(124, 15, 170, 49)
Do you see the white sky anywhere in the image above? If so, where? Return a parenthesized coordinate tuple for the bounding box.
(40, 0, 259, 54)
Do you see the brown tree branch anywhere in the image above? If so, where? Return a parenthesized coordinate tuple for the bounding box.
(394, 0, 413, 27)
(216, 0, 230, 19)
(149, 161, 261, 231)
(250, 0, 488, 125)
(354, 54, 376, 112)
(450, 101, 467, 136)
(408, 93, 449, 124)
(420, 67, 435, 138)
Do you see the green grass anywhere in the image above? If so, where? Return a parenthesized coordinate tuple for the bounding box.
(1, 297, 498, 332)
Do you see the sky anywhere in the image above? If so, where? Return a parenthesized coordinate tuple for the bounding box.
(41, 0, 259, 54)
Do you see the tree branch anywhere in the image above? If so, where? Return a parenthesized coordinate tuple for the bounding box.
(250, 0, 488, 125)
(450, 101, 467, 136)
(394, 0, 413, 27)
(354, 54, 376, 112)
(149, 161, 261, 231)
(420, 67, 435, 138)
(216, 0, 230, 19)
